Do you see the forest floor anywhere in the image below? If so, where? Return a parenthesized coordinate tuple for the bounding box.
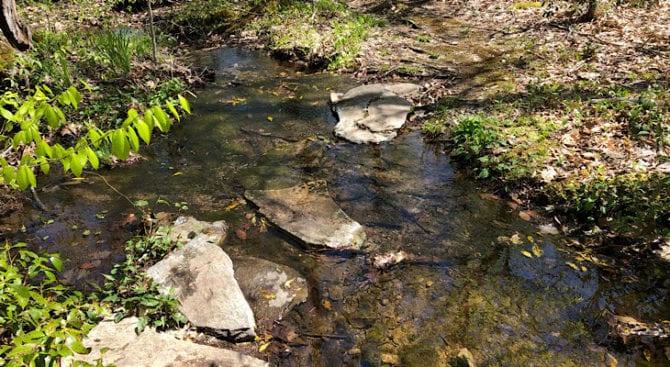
(341, 0, 670, 248)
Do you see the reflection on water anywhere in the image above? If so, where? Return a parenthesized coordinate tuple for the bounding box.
(3, 47, 670, 366)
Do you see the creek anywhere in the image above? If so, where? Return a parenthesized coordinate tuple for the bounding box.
(2, 47, 670, 366)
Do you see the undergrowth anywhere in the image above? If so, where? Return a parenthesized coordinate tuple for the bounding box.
(90, 233, 187, 335)
(427, 79, 670, 238)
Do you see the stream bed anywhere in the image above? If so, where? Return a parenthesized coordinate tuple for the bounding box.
(3, 48, 670, 366)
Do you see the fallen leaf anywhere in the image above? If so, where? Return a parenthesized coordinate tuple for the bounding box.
(480, 193, 500, 201)
(519, 211, 532, 221)
(426, 280, 434, 287)
(235, 228, 247, 240)
(80, 262, 97, 269)
(531, 244, 542, 257)
(507, 201, 520, 210)
(322, 299, 332, 311)
(258, 342, 270, 353)
(284, 278, 296, 289)
(225, 200, 242, 211)
(267, 116, 273, 122)
(566, 262, 579, 270)
(521, 250, 533, 258)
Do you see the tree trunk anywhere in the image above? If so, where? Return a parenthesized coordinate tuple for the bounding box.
(0, 0, 31, 51)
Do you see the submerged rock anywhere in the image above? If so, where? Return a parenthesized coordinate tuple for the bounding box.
(154, 215, 228, 246)
(330, 83, 421, 144)
(234, 256, 308, 330)
(147, 234, 257, 342)
(69, 317, 268, 367)
(245, 182, 365, 249)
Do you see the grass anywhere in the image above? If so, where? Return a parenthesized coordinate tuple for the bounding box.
(241, 0, 380, 70)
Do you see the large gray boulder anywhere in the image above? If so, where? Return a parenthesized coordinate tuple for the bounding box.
(234, 256, 308, 330)
(68, 317, 268, 367)
(331, 83, 421, 144)
(245, 182, 365, 250)
(147, 234, 257, 342)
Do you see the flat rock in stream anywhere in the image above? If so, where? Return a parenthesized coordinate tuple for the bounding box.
(331, 83, 421, 144)
(68, 317, 268, 367)
(234, 256, 308, 330)
(244, 183, 365, 250)
(147, 234, 257, 342)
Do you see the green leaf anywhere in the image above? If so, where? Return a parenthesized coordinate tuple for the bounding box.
(11, 284, 31, 308)
(40, 161, 50, 175)
(133, 199, 149, 207)
(123, 108, 140, 128)
(143, 109, 155, 130)
(178, 94, 191, 114)
(86, 147, 99, 170)
(2, 165, 15, 184)
(151, 106, 171, 133)
(5, 343, 38, 357)
(165, 100, 180, 122)
(1, 106, 14, 121)
(43, 103, 59, 128)
(13, 130, 26, 147)
(53, 105, 66, 125)
(36, 140, 53, 159)
(16, 165, 36, 190)
(135, 316, 148, 335)
(111, 129, 130, 160)
(66, 86, 81, 110)
(67, 338, 89, 354)
(87, 127, 102, 147)
(57, 91, 71, 107)
(135, 120, 151, 144)
(50, 255, 63, 271)
(126, 126, 140, 152)
(61, 156, 71, 173)
(70, 151, 87, 177)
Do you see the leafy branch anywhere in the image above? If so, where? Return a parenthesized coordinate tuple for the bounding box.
(0, 85, 191, 190)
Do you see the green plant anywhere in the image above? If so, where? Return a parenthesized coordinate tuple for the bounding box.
(0, 242, 101, 366)
(416, 34, 431, 43)
(92, 235, 187, 335)
(547, 172, 670, 233)
(93, 29, 135, 77)
(450, 115, 505, 160)
(0, 84, 190, 190)
(624, 88, 669, 150)
(421, 119, 446, 138)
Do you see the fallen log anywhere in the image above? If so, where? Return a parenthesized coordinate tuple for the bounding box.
(1, 0, 31, 51)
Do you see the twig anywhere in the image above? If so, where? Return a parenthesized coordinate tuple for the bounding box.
(302, 333, 349, 340)
(85, 171, 136, 207)
(147, 0, 158, 66)
(1, 146, 12, 159)
(30, 186, 47, 212)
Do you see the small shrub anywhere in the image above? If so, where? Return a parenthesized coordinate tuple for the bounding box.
(0, 242, 101, 366)
(450, 115, 505, 160)
(92, 234, 187, 335)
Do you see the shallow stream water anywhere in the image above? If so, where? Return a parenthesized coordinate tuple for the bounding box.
(3, 48, 670, 366)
